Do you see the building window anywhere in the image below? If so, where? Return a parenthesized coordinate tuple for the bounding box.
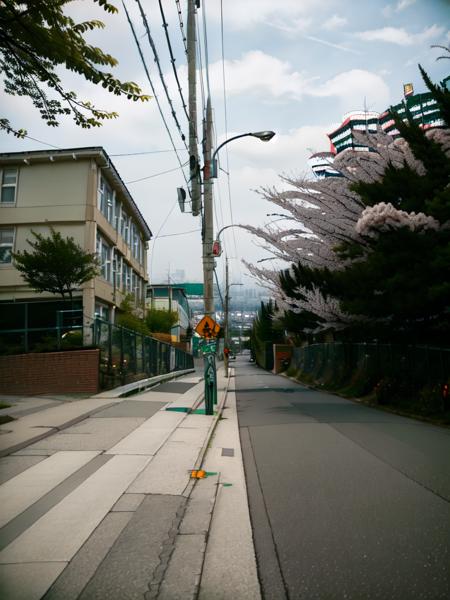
(114, 198, 121, 231)
(0, 227, 14, 264)
(113, 251, 122, 289)
(97, 176, 105, 212)
(1, 168, 18, 204)
(95, 302, 110, 322)
(122, 212, 130, 245)
(97, 174, 114, 225)
(96, 231, 112, 282)
(131, 223, 138, 260)
(122, 261, 133, 292)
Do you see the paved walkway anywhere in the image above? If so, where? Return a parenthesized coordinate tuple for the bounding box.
(0, 367, 260, 599)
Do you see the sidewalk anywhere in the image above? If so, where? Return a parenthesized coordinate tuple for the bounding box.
(0, 366, 260, 599)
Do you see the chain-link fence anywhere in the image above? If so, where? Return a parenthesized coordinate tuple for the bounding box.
(92, 318, 194, 389)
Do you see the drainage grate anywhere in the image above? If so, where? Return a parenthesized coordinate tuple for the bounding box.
(221, 447, 235, 457)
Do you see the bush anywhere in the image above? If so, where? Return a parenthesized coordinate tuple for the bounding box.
(413, 384, 445, 416)
(146, 308, 178, 334)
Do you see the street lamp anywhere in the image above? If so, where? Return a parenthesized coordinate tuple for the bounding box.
(211, 131, 275, 178)
(202, 121, 275, 318)
(212, 224, 248, 256)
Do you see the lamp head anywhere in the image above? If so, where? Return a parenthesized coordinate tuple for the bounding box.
(250, 130, 275, 142)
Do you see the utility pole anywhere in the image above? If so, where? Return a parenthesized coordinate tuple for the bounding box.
(224, 258, 229, 375)
(202, 97, 215, 317)
(187, 0, 201, 216)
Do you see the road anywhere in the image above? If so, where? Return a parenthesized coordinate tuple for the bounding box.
(235, 356, 450, 600)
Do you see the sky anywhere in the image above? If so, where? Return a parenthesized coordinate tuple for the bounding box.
(1, 0, 449, 289)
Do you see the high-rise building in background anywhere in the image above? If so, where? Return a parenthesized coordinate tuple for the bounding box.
(308, 75, 450, 178)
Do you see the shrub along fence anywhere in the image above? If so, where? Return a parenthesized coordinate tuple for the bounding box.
(92, 319, 194, 389)
(289, 343, 450, 418)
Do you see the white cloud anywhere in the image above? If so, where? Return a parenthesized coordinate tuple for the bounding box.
(356, 25, 444, 46)
(207, 51, 313, 100)
(205, 52, 391, 108)
(382, 0, 416, 17)
(309, 70, 391, 111)
(205, 0, 328, 30)
(397, 0, 416, 10)
(322, 15, 348, 31)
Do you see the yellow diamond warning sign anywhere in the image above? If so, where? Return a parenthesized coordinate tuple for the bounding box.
(195, 315, 221, 338)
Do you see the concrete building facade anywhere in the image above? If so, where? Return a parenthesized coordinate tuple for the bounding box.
(0, 147, 152, 340)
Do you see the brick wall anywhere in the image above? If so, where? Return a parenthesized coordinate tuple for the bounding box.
(0, 349, 100, 395)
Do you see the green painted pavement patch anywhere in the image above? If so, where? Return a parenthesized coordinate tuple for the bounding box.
(165, 407, 190, 413)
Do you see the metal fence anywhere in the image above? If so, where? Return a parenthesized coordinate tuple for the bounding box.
(0, 310, 84, 354)
(0, 314, 194, 390)
(291, 343, 450, 396)
(92, 318, 194, 389)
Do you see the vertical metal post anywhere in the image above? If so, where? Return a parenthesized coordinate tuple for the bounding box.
(56, 310, 61, 350)
(120, 327, 125, 384)
(24, 302, 29, 353)
(204, 353, 216, 415)
(108, 322, 113, 377)
(224, 258, 229, 376)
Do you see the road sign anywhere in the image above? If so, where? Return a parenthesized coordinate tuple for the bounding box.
(195, 315, 221, 338)
(201, 341, 217, 354)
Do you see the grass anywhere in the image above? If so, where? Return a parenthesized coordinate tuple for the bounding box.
(0, 415, 15, 425)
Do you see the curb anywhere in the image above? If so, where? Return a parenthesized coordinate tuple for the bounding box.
(148, 369, 232, 600)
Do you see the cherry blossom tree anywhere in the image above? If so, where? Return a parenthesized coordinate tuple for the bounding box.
(243, 88, 450, 341)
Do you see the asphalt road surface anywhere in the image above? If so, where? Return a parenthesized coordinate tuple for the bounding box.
(235, 356, 450, 600)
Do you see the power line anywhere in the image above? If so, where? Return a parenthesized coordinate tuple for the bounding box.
(111, 148, 186, 157)
(174, 0, 188, 55)
(201, 0, 212, 100)
(158, 228, 201, 238)
(149, 199, 178, 281)
(0, 126, 61, 149)
(125, 160, 189, 184)
(220, 0, 239, 262)
(196, 14, 206, 120)
(158, 0, 189, 122)
(122, 0, 189, 189)
(135, 0, 188, 150)
(213, 267, 224, 310)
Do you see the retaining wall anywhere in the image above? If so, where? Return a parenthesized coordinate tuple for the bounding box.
(0, 349, 100, 395)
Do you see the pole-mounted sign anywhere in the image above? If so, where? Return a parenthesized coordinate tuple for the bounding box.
(212, 240, 222, 257)
(195, 315, 221, 339)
